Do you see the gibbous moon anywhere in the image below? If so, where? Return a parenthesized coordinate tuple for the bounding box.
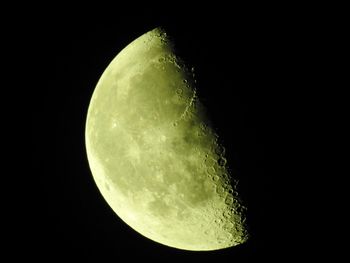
(85, 28, 248, 251)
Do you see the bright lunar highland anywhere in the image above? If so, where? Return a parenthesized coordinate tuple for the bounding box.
(85, 28, 249, 251)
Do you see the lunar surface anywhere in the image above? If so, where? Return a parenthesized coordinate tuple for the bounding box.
(85, 28, 248, 251)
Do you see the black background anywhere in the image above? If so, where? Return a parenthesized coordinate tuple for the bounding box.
(28, 8, 325, 261)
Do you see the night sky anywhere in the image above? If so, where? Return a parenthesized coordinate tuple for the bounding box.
(29, 9, 316, 261)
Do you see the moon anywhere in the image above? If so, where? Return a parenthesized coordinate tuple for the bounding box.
(85, 28, 249, 251)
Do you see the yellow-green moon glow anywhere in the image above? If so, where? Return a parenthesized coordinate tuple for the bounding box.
(85, 28, 249, 251)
